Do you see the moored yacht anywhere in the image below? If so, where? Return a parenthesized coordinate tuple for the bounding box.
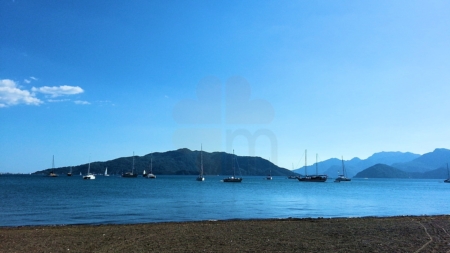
(335, 156, 351, 182)
(223, 150, 242, 183)
(145, 155, 156, 179)
(196, 145, 205, 181)
(266, 169, 272, 180)
(297, 151, 327, 182)
(49, 155, 58, 177)
(122, 152, 138, 178)
(83, 159, 95, 180)
(445, 163, 450, 183)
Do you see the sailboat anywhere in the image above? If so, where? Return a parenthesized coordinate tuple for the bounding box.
(444, 163, 450, 183)
(266, 159, 272, 180)
(297, 150, 327, 182)
(67, 166, 72, 176)
(196, 145, 205, 181)
(288, 163, 298, 179)
(223, 150, 242, 182)
(122, 152, 138, 178)
(266, 168, 273, 180)
(104, 167, 109, 176)
(335, 156, 351, 182)
(145, 155, 156, 179)
(49, 155, 58, 177)
(83, 158, 95, 180)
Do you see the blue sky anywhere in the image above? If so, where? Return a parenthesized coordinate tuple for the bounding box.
(1, 0, 450, 173)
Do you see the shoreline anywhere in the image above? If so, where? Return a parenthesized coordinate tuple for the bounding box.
(1, 214, 445, 229)
(1, 215, 449, 252)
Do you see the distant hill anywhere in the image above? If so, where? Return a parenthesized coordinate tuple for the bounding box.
(354, 164, 411, 178)
(421, 165, 450, 179)
(33, 148, 294, 176)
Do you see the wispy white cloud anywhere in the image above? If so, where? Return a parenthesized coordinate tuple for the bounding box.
(74, 100, 90, 105)
(48, 99, 70, 103)
(24, 76, 38, 84)
(32, 85, 83, 97)
(0, 79, 43, 108)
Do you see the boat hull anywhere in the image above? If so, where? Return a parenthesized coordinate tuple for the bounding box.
(145, 174, 156, 179)
(223, 177, 242, 183)
(122, 173, 138, 178)
(196, 176, 205, 181)
(83, 174, 95, 180)
(335, 177, 351, 182)
(297, 175, 327, 182)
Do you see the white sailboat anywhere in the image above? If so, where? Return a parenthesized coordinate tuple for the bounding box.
(104, 167, 109, 176)
(196, 145, 205, 181)
(335, 156, 351, 182)
(223, 150, 242, 182)
(146, 155, 156, 179)
(83, 158, 95, 180)
(49, 155, 58, 177)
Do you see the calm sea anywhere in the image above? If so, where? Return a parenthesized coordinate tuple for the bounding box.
(1, 175, 449, 227)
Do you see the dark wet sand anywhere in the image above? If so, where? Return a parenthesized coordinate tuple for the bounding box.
(1, 216, 450, 252)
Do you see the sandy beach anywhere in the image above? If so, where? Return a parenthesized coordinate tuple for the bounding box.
(1, 215, 449, 252)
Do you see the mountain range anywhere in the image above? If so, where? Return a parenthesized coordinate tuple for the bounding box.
(294, 148, 450, 179)
(34, 148, 450, 179)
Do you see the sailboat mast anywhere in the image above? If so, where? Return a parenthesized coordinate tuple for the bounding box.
(201, 144, 203, 176)
(342, 156, 345, 176)
(233, 150, 235, 177)
(305, 149, 307, 176)
(316, 153, 318, 175)
(132, 152, 135, 174)
(52, 155, 55, 172)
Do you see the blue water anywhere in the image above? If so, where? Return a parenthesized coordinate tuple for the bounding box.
(1, 175, 449, 227)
